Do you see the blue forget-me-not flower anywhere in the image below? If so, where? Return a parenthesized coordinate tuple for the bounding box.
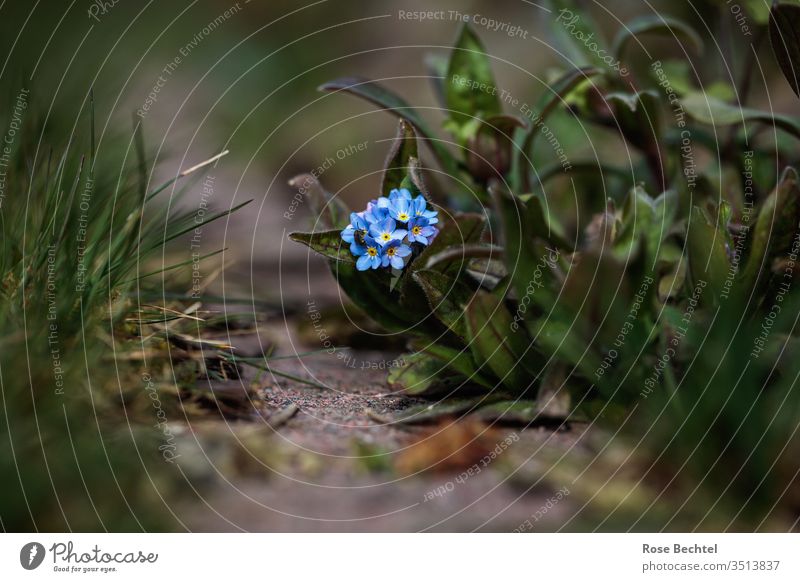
(341, 187, 439, 271)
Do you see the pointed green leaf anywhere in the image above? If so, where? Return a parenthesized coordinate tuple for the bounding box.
(320, 76, 460, 176)
(465, 115, 524, 181)
(413, 269, 475, 339)
(516, 66, 602, 190)
(770, 3, 800, 98)
(381, 120, 418, 195)
(399, 212, 487, 322)
(612, 15, 703, 60)
(408, 212, 487, 281)
(472, 400, 563, 425)
(617, 185, 658, 265)
(331, 261, 416, 333)
(464, 289, 541, 392)
(422, 243, 503, 271)
(422, 343, 493, 389)
(686, 206, 729, 301)
(445, 24, 502, 130)
(681, 91, 800, 140)
(386, 397, 495, 424)
(740, 167, 800, 290)
(525, 194, 573, 251)
(528, 319, 600, 379)
(606, 90, 662, 151)
(289, 229, 354, 263)
(491, 183, 560, 313)
(387, 352, 464, 396)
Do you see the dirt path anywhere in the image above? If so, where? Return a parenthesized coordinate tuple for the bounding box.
(171, 330, 586, 531)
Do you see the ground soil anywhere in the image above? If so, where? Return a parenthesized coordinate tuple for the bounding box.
(172, 317, 587, 532)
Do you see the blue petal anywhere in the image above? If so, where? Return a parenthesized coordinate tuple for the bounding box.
(391, 255, 405, 269)
(350, 241, 366, 255)
(423, 209, 439, 224)
(392, 229, 407, 240)
(356, 255, 372, 271)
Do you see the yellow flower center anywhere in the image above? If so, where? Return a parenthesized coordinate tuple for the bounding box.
(387, 247, 396, 257)
(367, 247, 377, 257)
(398, 212, 410, 221)
(381, 233, 391, 242)
(412, 226, 422, 235)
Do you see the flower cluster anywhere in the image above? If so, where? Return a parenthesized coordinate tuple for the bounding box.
(341, 188, 439, 271)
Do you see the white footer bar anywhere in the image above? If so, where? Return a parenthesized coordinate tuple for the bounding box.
(0, 533, 796, 581)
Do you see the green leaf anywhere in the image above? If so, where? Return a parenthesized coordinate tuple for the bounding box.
(515, 67, 602, 191)
(617, 185, 658, 266)
(655, 60, 692, 96)
(491, 183, 560, 313)
(473, 399, 570, 425)
(528, 319, 600, 379)
(288, 173, 350, 229)
(399, 212, 487, 322)
(686, 206, 729, 301)
(422, 343, 493, 389)
(658, 260, 687, 301)
(770, 3, 800, 98)
(464, 115, 524, 181)
(384, 397, 496, 424)
(740, 167, 800, 290)
(413, 269, 475, 339)
(525, 194, 573, 251)
(332, 262, 415, 333)
(408, 212, 487, 281)
(289, 230, 354, 263)
(681, 91, 800, 140)
(612, 15, 703, 60)
(381, 120, 418, 196)
(387, 352, 464, 396)
(445, 24, 502, 130)
(548, 0, 607, 67)
(422, 243, 503, 271)
(464, 289, 541, 392)
(320, 77, 460, 177)
(384, 397, 568, 425)
(606, 90, 662, 152)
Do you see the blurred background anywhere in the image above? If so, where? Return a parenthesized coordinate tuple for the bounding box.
(4, 0, 790, 304)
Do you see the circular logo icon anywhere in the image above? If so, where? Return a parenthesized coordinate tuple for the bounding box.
(20, 542, 46, 570)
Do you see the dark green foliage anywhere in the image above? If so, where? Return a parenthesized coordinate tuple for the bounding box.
(293, 9, 800, 526)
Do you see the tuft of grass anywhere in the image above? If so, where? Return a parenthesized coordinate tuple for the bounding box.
(0, 93, 246, 531)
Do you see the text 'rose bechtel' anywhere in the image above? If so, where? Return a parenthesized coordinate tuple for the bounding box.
(341, 187, 439, 271)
